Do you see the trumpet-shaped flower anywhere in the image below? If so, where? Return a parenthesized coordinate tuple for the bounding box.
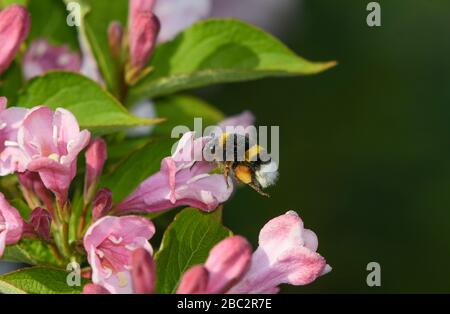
(16, 106, 90, 202)
(178, 211, 330, 294)
(84, 216, 155, 294)
(116, 132, 233, 214)
(0, 193, 24, 257)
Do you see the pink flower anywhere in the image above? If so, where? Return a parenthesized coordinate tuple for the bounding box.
(15, 106, 91, 202)
(229, 211, 330, 293)
(128, 0, 160, 79)
(84, 215, 155, 294)
(22, 39, 81, 80)
(178, 211, 330, 294)
(0, 193, 24, 257)
(116, 132, 233, 214)
(84, 138, 107, 202)
(0, 97, 28, 176)
(0, 5, 30, 74)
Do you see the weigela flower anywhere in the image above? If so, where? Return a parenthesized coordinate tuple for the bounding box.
(116, 132, 233, 214)
(0, 97, 28, 176)
(84, 216, 155, 294)
(178, 211, 330, 294)
(16, 106, 91, 202)
(0, 193, 24, 257)
(91, 188, 113, 222)
(23, 39, 81, 80)
(0, 5, 30, 74)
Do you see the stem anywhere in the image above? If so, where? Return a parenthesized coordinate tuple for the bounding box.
(77, 202, 89, 239)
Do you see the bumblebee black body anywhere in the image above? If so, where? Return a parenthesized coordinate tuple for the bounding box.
(204, 132, 279, 197)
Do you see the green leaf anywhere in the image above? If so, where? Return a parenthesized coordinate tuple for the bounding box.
(128, 19, 336, 102)
(0, 62, 23, 104)
(2, 239, 62, 267)
(18, 72, 159, 133)
(28, 0, 79, 49)
(10, 199, 32, 220)
(0, 267, 88, 294)
(70, 0, 128, 95)
(0, 0, 27, 8)
(101, 138, 175, 202)
(152, 95, 225, 135)
(155, 208, 232, 294)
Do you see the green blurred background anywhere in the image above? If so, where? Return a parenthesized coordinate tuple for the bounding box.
(199, 0, 450, 293)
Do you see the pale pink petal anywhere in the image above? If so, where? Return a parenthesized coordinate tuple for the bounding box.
(84, 215, 155, 294)
(0, 193, 24, 256)
(229, 211, 328, 294)
(22, 39, 81, 80)
(153, 0, 212, 43)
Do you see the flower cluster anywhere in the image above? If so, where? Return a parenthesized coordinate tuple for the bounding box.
(0, 1, 332, 295)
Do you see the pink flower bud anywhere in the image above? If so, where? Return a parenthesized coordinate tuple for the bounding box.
(176, 265, 209, 294)
(131, 248, 156, 294)
(84, 138, 107, 202)
(82, 283, 110, 294)
(0, 5, 30, 74)
(28, 207, 52, 241)
(128, 10, 160, 78)
(92, 188, 113, 221)
(108, 21, 124, 60)
(18, 171, 54, 215)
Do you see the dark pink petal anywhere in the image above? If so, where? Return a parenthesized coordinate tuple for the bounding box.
(82, 283, 111, 294)
(177, 265, 209, 294)
(108, 21, 124, 59)
(131, 248, 156, 294)
(28, 207, 52, 241)
(0, 5, 30, 74)
(84, 138, 107, 201)
(92, 188, 113, 221)
(204, 236, 252, 293)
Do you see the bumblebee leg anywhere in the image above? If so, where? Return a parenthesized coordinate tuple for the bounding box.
(223, 162, 232, 188)
(248, 182, 270, 197)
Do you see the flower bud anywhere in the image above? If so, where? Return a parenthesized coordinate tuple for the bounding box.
(131, 248, 156, 294)
(29, 207, 52, 241)
(91, 188, 113, 221)
(177, 265, 209, 294)
(84, 138, 107, 202)
(0, 5, 30, 74)
(18, 171, 54, 216)
(82, 283, 110, 294)
(107, 21, 124, 60)
(127, 11, 160, 82)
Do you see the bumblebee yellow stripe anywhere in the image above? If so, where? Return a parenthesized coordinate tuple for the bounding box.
(219, 133, 229, 147)
(245, 145, 263, 161)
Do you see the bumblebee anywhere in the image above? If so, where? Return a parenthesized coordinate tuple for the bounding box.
(203, 132, 279, 197)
